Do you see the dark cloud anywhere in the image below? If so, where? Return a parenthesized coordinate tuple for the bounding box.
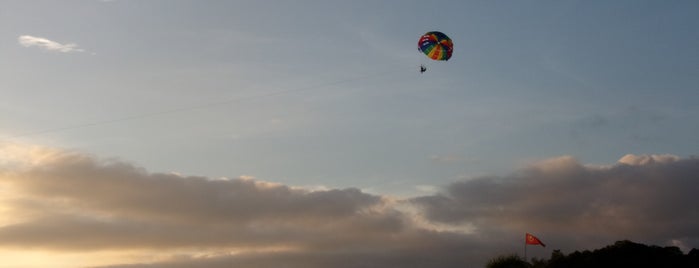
(94, 231, 495, 268)
(412, 155, 699, 252)
(0, 148, 493, 266)
(1, 147, 697, 267)
(0, 151, 399, 250)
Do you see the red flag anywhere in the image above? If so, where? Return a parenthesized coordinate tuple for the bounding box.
(526, 233, 546, 247)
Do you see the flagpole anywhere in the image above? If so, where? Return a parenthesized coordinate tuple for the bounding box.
(524, 242, 527, 261)
(523, 233, 528, 261)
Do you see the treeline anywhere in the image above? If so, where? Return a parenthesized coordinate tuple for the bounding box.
(487, 240, 699, 268)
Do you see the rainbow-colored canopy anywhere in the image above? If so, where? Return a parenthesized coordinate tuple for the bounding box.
(418, 31, 453, 61)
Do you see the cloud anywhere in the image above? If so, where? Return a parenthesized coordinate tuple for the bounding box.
(618, 153, 680, 166)
(412, 154, 699, 252)
(0, 144, 486, 267)
(18, 35, 86, 53)
(0, 144, 697, 267)
(0, 151, 388, 249)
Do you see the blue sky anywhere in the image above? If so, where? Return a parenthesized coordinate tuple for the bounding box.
(1, 1, 698, 267)
(3, 0, 698, 191)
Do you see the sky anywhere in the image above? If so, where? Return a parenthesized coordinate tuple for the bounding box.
(1, 0, 698, 267)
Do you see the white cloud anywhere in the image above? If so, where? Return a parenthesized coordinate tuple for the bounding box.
(618, 153, 680, 166)
(18, 35, 86, 53)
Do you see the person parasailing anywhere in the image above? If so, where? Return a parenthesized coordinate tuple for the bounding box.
(417, 31, 453, 73)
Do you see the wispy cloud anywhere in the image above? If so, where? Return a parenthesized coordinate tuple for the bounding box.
(18, 35, 86, 53)
(0, 144, 697, 267)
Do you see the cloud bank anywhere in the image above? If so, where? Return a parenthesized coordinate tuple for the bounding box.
(18, 35, 85, 53)
(0, 144, 696, 267)
(412, 155, 699, 252)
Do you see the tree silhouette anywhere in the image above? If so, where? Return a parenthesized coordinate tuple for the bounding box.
(486, 240, 698, 268)
(486, 254, 530, 268)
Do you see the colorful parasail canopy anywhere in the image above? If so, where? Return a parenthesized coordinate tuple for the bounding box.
(418, 31, 453, 61)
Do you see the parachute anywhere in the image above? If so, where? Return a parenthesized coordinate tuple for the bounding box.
(418, 31, 453, 61)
